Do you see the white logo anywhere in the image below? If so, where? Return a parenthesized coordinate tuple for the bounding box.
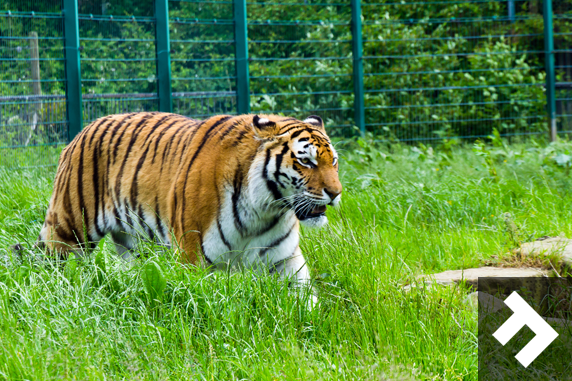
(492, 291, 559, 367)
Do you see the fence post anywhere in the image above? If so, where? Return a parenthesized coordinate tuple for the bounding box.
(508, 0, 515, 22)
(63, 0, 83, 141)
(155, 0, 173, 113)
(234, 0, 250, 114)
(543, 0, 557, 141)
(351, 0, 365, 136)
(29, 32, 42, 99)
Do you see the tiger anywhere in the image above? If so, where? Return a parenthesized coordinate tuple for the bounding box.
(36, 112, 342, 301)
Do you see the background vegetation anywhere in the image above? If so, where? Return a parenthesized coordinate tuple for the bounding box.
(2, 0, 572, 155)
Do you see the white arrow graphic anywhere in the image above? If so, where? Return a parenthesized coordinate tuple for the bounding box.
(492, 291, 559, 368)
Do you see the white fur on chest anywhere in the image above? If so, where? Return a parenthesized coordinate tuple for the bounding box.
(201, 186, 299, 270)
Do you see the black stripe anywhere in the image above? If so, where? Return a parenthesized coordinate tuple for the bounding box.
(213, 163, 231, 250)
(232, 127, 250, 147)
(112, 204, 125, 231)
(129, 127, 158, 211)
(91, 141, 105, 237)
(62, 177, 75, 221)
(56, 139, 81, 194)
(138, 205, 152, 239)
(262, 148, 282, 201)
(264, 139, 286, 153)
(188, 116, 234, 165)
(199, 236, 213, 264)
(55, 150, 73, 194)
(253, 214, 282, 237)
(124, 115, 170, 159)
(259, 227, 294, 257)
(231, 165, 245, 235)
(88, 117, 112, 148)
(109, 113, 143, 161)
(76, 132, 91, 243)
(160, 127, 179, 167)
(277, 122, 302, 133)
(123, 197, 133, 228)
(273, 142, 290, 188)
(139, 116, 180, 172)
(217, 218, 231, 250)
(269, 250, 296, 275)
(290, 128, 314, 139)
(91, 118, 117, 207)
(152, 119, 183, 164)
(129, 143, 151, 209)
(172, 192, 178, 230)
(165, 122, 194, 169)
(95, 115, 128, 230)
(312, 128, 329, 139)
(115, 115, 168, 201)
(180, 116, 233, 227)
(171, 121, 204, 227)
(170, 120, 203, 166)
(59, 217, 78, 243)
(142, 115, 173, 146)
(104, 117, 134, 200)
(219, 118, 243, 139)
(112, 113, 155, 163)
(155, 196, 166, 242)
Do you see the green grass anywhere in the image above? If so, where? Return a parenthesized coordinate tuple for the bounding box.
(2, 138, 572, 380)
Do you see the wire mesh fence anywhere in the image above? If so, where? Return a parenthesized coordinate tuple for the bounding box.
(0, 1, 67, 167)
(169, 0, 238, 118)
(554, 0, 572, 133)
(1, 0, 571, 168)
(362, 0, 548, 141)
(78, 13, 160, 126)
(247, 12, 355, 138)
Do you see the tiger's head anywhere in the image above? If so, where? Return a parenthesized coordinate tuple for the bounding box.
(250, 114, 342, 228)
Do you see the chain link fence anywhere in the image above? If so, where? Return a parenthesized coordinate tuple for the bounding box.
(1, 0, 570, 168)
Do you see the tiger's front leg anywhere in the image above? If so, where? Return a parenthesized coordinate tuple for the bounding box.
(273, 246, 318, 308)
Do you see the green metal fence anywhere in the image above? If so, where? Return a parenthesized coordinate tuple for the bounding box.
(554, 0, 572, 135)
(1, 0, 570, 168)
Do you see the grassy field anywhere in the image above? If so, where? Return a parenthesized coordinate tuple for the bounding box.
(1, 136, 572, 380)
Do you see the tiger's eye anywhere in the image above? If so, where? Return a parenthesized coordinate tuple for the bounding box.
(300, 158, 310, 164)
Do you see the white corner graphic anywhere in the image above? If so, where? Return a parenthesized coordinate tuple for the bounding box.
(492, 291, 559, 368)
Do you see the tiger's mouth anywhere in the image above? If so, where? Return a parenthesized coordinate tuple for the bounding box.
(295, 204, 327, 220)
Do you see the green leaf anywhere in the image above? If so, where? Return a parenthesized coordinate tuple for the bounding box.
(554, 154, 572, 168)
(16, 265, 31, 283)
(94, 250, 106, 286)
(64, 253, 78, 283)
(141, 261, 166, 303)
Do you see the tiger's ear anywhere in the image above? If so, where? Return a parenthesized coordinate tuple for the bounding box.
(252, 115, 280, 139)
(304, 115, 325, 131)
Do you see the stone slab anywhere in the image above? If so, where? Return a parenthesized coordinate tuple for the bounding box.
(519, 237, 572, 267)
(403, 266, 550, 292)
(421, 266, 549, 288)
(465, 291, 505, 313)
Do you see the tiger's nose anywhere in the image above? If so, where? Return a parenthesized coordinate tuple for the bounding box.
(324, 188, 341, 201)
